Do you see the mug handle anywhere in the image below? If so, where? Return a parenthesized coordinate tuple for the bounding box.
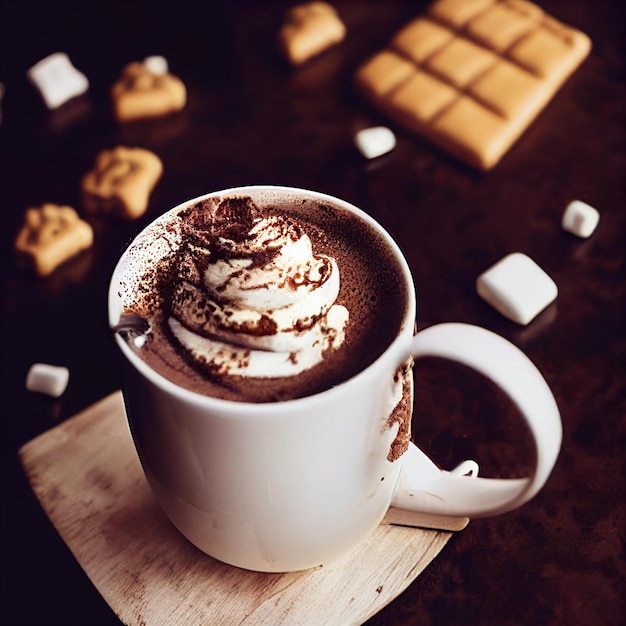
(386, 323, 562, 529)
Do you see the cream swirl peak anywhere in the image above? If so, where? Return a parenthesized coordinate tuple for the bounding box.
(167, 196, 349, 378)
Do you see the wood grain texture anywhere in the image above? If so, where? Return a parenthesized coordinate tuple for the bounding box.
(19, 391, 454, 626)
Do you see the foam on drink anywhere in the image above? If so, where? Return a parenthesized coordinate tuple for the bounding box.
(115, 189, 409, 404)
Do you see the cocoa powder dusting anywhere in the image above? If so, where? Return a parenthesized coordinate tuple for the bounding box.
(387, 359, 414, 462)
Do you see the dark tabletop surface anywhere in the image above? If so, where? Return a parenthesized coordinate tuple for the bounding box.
(1, 1, 624, 625)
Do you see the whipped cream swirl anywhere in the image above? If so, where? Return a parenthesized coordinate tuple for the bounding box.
(167, 197, 349, 378)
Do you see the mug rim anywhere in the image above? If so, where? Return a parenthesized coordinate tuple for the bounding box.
(108, 184, 417, 413)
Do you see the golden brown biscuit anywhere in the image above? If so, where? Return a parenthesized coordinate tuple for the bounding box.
(14, 204, 94, 277)
(354, 0, 591, 170)
(278, 1, 346, 66)
(111, 61, 186, 122)
(81, 146, 163, 219)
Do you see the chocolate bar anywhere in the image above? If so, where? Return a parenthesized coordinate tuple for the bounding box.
(354, 0, 591, 170)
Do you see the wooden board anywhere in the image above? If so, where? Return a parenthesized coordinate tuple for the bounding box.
(19, 391, 457, 626)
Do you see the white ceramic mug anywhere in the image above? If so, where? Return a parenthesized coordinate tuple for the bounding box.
(108, 186, 562, 572)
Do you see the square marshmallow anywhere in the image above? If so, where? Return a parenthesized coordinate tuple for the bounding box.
(143, 55, 169, 75)
(26, 363, 69, 397)
(476, 252, 558, 325)
(27, 52, 89, 109)
(561, 200, 599, 238)
(355, 126, 396, 159)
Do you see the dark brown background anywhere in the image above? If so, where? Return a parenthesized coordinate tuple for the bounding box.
(1, 1, 624, 624)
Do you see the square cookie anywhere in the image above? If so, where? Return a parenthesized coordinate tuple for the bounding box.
(111, 61, 186, 122)
(278, 2, 346, 65)
(81, 146, 163, 219)
(14, 204, 94, 277)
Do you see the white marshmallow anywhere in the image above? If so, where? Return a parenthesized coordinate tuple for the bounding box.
(27, 52, 89, 109)
(561, 200, 599, 238)
(476, 253, 558, 325)
(355, 126, 396, 159)
(131, 334, 148, 349)
(143, 55, 169, 75)
(26, 363, 70, 397)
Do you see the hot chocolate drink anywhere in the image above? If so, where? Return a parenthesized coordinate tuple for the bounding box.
(114, 188, 410, 405)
